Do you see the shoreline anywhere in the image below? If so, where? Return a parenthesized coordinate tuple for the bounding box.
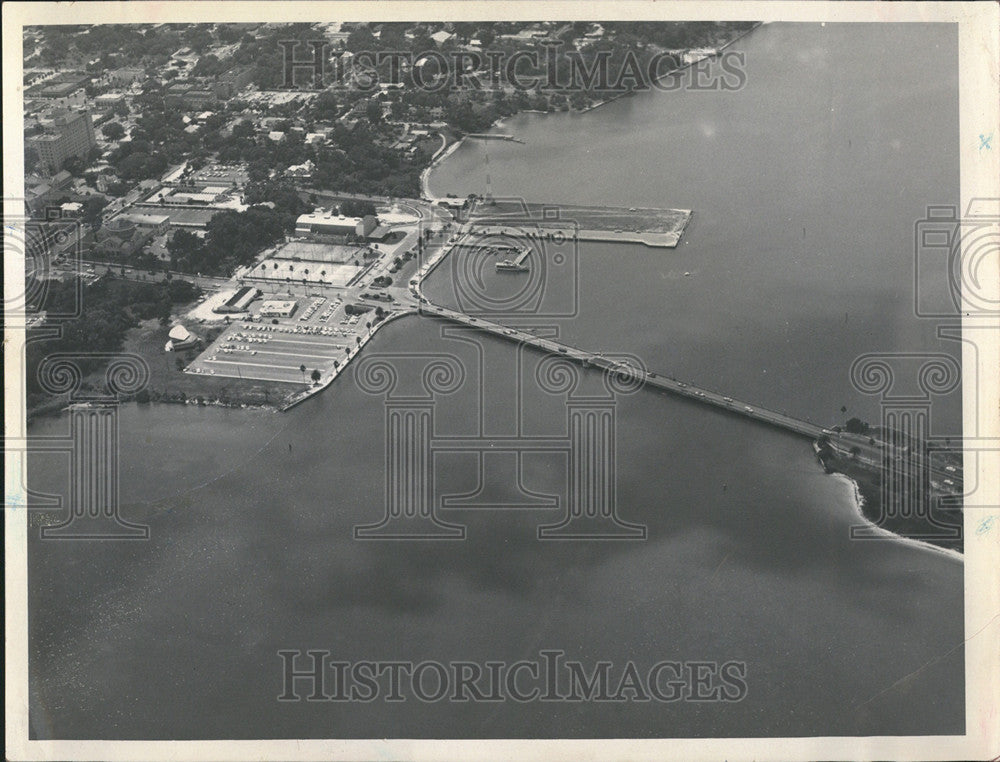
(827, 470, 964, 563)
(815, 442, 964, 558)
(579, 21, 764, 115)
(420, 137, 462, 202)
(279, 307, 418, 411)
(420, 22, 764, 201)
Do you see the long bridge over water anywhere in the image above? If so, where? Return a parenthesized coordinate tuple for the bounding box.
(274, 200, 955, 508)
(401, 232, 828, 442)
(413, 298, 827, 441)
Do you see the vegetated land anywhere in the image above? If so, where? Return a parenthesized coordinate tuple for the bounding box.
(27, 21, 760, 202)
(815, 435, 964, 553)
(24, 275, 299, 419)
(124, 320, 302, 409)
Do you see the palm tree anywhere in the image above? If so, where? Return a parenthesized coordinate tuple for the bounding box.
(366, 320, 372, 333)
(299, 364, 306, 382)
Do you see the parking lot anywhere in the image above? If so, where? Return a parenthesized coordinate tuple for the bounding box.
(185, 294, 380, 384)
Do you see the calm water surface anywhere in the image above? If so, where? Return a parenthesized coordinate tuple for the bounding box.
(29, 22, 963, 738)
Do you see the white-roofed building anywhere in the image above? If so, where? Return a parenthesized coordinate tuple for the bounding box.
(164, 324, 200, 352)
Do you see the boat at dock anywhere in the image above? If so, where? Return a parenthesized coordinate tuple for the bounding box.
(496, 260, 529, 272)
(495, 247, 531, 272)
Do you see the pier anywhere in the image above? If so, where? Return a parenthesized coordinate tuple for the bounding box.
(466, 133, 526, 143)
(496, 247, 531, 272)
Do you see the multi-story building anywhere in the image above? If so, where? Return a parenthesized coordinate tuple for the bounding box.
(214, 66, 255, 100)
(24, 73, 90, 108)
(27, 109, 97, 174)
(164, 82, 218, 110)
(294, 211, 379, 239)
(106, 66, 145, 87)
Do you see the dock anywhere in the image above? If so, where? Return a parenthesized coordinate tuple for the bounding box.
(496, 247, 530, 272)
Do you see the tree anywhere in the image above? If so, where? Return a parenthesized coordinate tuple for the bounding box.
(340, 199, 377, 217)
(299, 363, 306, 382)
(82, 196, 108, 230)
(24, 146, 40, 174)
(310, 369, 321, 384)
(101, 121, 126, 141)
(312, 90, 340, 121)
(845, 417, 869, 435)
(61, 155, 86, 176)
(365, 100, 383, 124)
(166, 229, 205, 271)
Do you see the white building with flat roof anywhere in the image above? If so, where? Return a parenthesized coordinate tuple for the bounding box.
(259, 300, 298, 317)
(295, 211, 377, 238)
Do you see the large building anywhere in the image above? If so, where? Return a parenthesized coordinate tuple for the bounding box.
(214, 286, 260, 314)
(106, 66, 145, 86)
(164, 82, 218, 110)
(116, 213, 170, 234)
(27, 109, 97, 173)
(214, 66, 255, 100)
(259, 300, 298, 318)
(24, 73, 90, 108)
(295, 211, 378, 239)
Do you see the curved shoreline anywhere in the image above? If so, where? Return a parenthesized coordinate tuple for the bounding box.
(828, 471, 964, 562)
(279, 307, 418, 411)
(420, 138, 462, 202)
(420, 22, 764, 200)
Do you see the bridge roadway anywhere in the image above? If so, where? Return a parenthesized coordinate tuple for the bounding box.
(403, 295, 963, 492)
(411, 299, 826, 440)
(396, 227, 827, 440)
